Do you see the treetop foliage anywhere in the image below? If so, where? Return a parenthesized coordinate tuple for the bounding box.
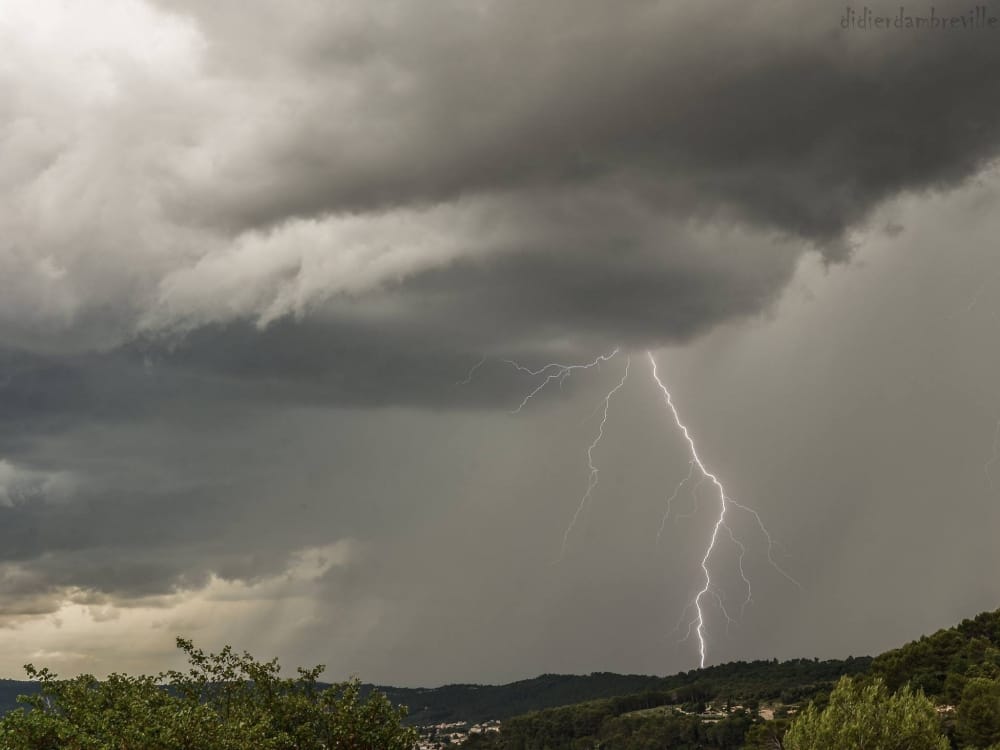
(0, 637, 418, 750)
(783, 675, 948, 750)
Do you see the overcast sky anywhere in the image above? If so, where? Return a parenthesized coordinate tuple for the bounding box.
(3, 0, 1000, 686)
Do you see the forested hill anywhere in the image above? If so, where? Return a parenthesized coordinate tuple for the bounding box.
(871, 608, 1000, 699)
(458, 608, 1000, 732)
(0, 662, 867, 725)
(376, 657, 872, 726)
(466, 608, 1000, 750)
(390, 657, 871, 725)
(0, 680, 33, 717)
(371, 673, 668, 726)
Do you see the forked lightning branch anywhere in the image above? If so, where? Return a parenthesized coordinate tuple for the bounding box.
(462, 349, 800, 668)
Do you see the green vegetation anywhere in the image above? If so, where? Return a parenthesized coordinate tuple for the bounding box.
(9, 609, 1000, 748)
(0, 637, 417, 750)
(783, 675, 948, 750)
(377, 656, 870, 728)
(458, 659, 870, 750)
(468, 609, 1000, 750)
(466, 704, 755, 750)
(871, 609, 1000, 700)
(376, 672, 671, 726)
(956, 677, 1000, 748)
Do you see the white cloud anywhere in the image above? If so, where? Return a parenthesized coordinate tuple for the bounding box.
(0, 459, 75, 507)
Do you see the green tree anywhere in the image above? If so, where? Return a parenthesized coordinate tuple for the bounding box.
(0, 637, 418, 750)
(783, 676, 947, 750)
(744, 719, 789, 749)
(957, 677, 1000, 748)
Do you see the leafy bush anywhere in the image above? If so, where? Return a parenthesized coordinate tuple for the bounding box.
(0, 637, 418, 750)
(784, 675, 947, 750)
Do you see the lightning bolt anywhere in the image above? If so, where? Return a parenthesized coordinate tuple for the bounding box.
(560, 355, 631, 559)
(456, 354, 487, 385)
(506, 349, 619, 413)
(722, 522, 753, 618)
(496, 347, 628, 557)
(675, 475, 708, 522)
(462, 347, 798, 668)
(657, 460, 695, 543)
(647, 350, 798, 668)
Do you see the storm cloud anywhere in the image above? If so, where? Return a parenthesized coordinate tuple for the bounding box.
(4, 0, 1000, 363)
(2, 0, 1000, 683)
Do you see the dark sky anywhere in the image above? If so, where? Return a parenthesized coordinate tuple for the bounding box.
(2, 0, 1000, 684)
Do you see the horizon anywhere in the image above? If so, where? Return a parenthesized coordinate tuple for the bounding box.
(0, 642, 878, 687)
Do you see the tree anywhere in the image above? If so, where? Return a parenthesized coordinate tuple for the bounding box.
(783, 675, 948, 750)
(744, 719, 789, 749)
(957, 677, 1000, 749)
(0, 637, 418, 750)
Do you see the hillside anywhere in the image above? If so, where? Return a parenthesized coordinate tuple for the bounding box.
(372, 673, 669, 726)
(459, 658, 872, 749)
(375, 657, 870, 726)
(0, 680, 33, 717)
(871, 608, 1000, 700)
(465, 608, 1000, 750)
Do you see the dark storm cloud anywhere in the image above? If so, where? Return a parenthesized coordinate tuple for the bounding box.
(4, 0, 1000, 680)
(6, 0, 1000, 370)
(169, 0, 1000, 246)
(0, 429, 365, 616)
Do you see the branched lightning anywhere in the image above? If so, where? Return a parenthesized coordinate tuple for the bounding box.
(647, 350, 798, 667)
(675, 475, 708, 523)
(462, 346, 799, 668)
(506, 349, 619, 414)
(722, 522, 753, 618)
(674, 602, 699, 645)
(727, 497, 801, 589)
(657, 460, 695, 543)
(560, 355, 631, 559)
(708, 587, 737, 635)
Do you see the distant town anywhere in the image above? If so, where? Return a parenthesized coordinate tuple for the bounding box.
(417, 719, 501, 748)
